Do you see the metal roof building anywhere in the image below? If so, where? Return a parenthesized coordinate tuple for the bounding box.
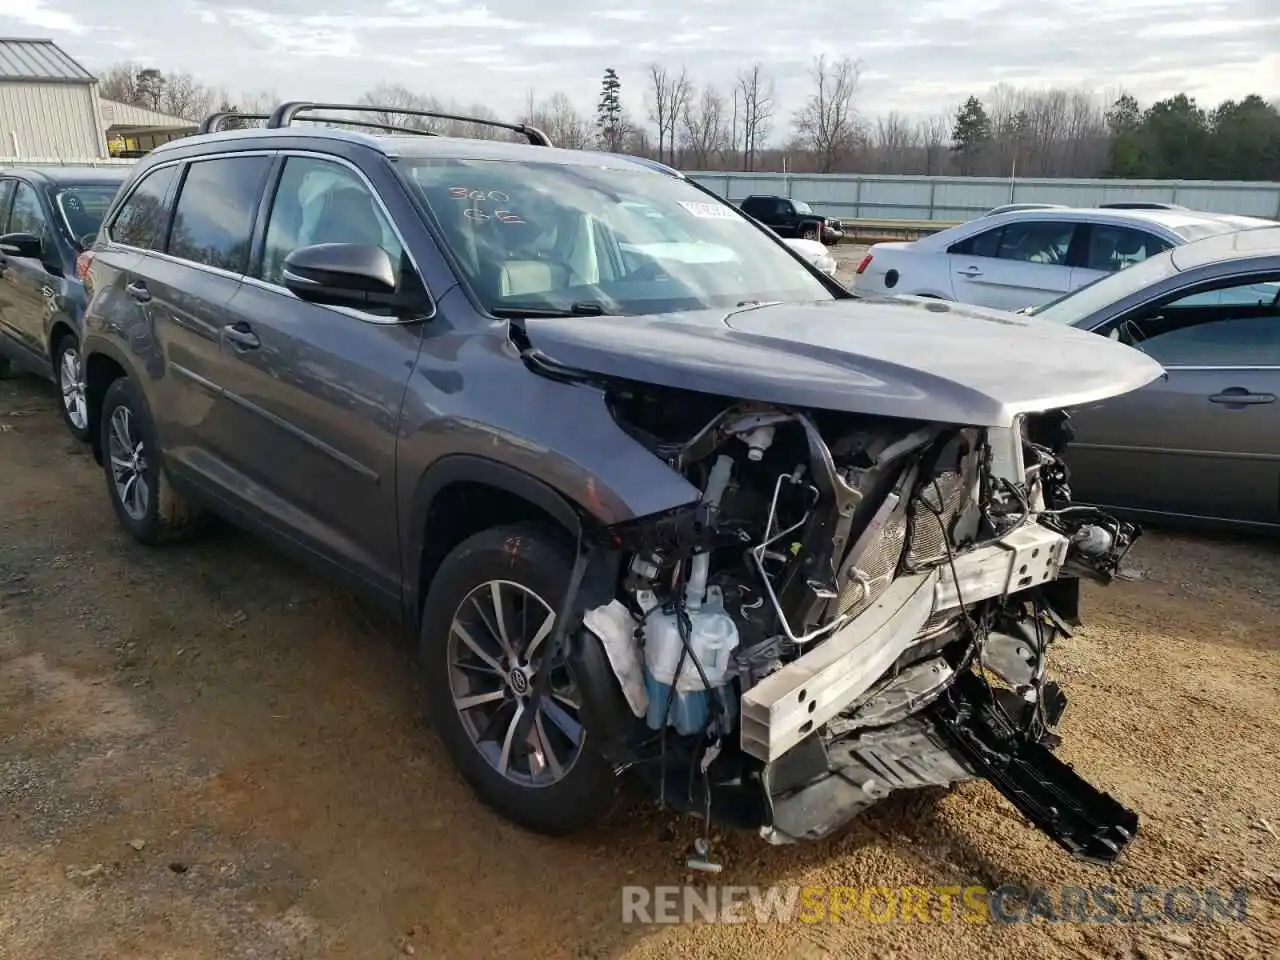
(0, 37, 108, 160)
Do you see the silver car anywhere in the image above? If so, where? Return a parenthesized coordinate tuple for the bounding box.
(1029, 225, 1280, 530)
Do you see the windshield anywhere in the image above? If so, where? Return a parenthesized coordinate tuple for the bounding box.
(396, 159, 833, 316)
(1029, 252, 1181, 325)
(792, 200, 814, 214)
(55, 184, 121, 245)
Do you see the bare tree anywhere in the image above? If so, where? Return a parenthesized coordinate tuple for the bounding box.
(158, 71, 216, 122)
(681, 84, 727, 169)
(97, 62, 143, 105)
(358, 83, 444, 131)
(524, 92, 593, 149)
(735, 63, 774, 171)
(870, 111, 915, 173)
(646, 64, 691, 165)
(792, 55, 864, 172)
(917, 112, 951, 175)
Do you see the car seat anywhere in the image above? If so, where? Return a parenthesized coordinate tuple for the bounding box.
(305, 186, 387, 249)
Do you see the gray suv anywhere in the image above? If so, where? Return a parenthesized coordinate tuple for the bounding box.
(80, 102, 1162, 864)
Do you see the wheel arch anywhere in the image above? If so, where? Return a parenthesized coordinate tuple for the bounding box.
(404, 455, 599, 627)
(81, 340, 134, 464)
(47, 319, 77, 364)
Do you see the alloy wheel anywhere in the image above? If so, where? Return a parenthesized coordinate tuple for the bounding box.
(107, 405, 150, 521)
(59, 346, 88, 431)
(446, 579, 585, 787)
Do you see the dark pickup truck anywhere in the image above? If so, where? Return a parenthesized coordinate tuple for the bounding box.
(740, 195, 844, 244)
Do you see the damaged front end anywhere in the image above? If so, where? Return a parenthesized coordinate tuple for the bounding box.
(569, 389, 1140, 865)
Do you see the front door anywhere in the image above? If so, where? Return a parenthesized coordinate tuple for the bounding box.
(203, 154, 427, 598)
(1067, 274, 1280, 526)
(948, 218, 1082, 311)
(1, 179, 60, 361)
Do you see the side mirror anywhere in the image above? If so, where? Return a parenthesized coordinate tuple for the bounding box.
(282, 242, 422, 313)
(0, 232, 44, 259)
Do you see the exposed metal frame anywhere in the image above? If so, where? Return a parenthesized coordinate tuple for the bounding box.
(265, 101, 553, 147)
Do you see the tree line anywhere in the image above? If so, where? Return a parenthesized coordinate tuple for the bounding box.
(98, 60, 1280, 182)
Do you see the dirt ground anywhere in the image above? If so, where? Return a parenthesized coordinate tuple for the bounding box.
(2, 340, 1279, 959)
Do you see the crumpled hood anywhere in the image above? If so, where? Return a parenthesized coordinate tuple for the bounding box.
(521, 296, 1166, 427)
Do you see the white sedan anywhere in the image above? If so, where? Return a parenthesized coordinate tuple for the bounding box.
(852, 207, 1274, 311)
(782, 237, 837, 277)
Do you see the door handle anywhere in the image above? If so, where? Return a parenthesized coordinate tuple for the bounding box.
(1208, 388, 1275, 406)
(125, 280, 151, 303)
(221, 322, 260, 350)
(957, 266, 983, 278)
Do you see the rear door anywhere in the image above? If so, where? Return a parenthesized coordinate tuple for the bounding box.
(142, 153, 275, 477)
(948, 218, 1082, 311)
(1068, 222, 1175, 293)
(1066, 272, 1280, 526)
(198, 152, 427, 597)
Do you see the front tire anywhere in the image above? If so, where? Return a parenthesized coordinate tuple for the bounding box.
(98, 375, 203, 546)
(801, 225, 820, 241)
(53, 333, 90, 442)
(419, 522, 615, 835)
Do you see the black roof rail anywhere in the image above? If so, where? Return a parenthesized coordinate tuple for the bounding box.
(199, 110, 441, 138)
(265, 101, 553, 147)
(199, 111, 271, 134)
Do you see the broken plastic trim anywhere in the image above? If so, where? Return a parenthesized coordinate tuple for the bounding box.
(932, 671, 1139, 864)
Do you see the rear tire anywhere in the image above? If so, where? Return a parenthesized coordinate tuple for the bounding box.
(99, 375, 203, 546)
(419, 522, 615, 835)
(53, 333, 91, 442)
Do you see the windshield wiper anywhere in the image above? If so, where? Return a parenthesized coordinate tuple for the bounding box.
(489, 302, 610, 319)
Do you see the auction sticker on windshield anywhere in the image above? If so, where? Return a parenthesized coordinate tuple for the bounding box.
(678, 201, 742, 220)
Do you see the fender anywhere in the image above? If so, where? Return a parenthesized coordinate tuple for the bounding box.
(402, 454, 620, 625)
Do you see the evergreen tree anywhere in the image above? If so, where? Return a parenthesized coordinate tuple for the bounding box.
(951, 96, 991, 174)
(597, 68, 624, 151)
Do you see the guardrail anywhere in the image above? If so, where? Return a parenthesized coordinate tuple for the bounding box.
(835, 218, 962, 242)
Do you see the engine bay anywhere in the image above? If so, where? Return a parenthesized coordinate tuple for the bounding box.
(565, 384, 1141, 867)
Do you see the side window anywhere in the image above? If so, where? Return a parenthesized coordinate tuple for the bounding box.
(258, 156, 403, 287)
(1139, 316, 1280, 367)
(169, 156, 272, 273)
(109, 165, 179, 251)
(8, 182, 51, 244)
(1085, 225, 1170, 272)
(993, 220, 1075, 265)
(1120, 276, 1280, 366)
(949, 227, 1002, 258)
(0, 179, 15, 231)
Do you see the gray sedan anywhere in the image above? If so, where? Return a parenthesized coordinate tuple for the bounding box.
(1028, 225, 1280, 530)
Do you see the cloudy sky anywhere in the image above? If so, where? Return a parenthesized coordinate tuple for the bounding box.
(2, 0, 1276, 128)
